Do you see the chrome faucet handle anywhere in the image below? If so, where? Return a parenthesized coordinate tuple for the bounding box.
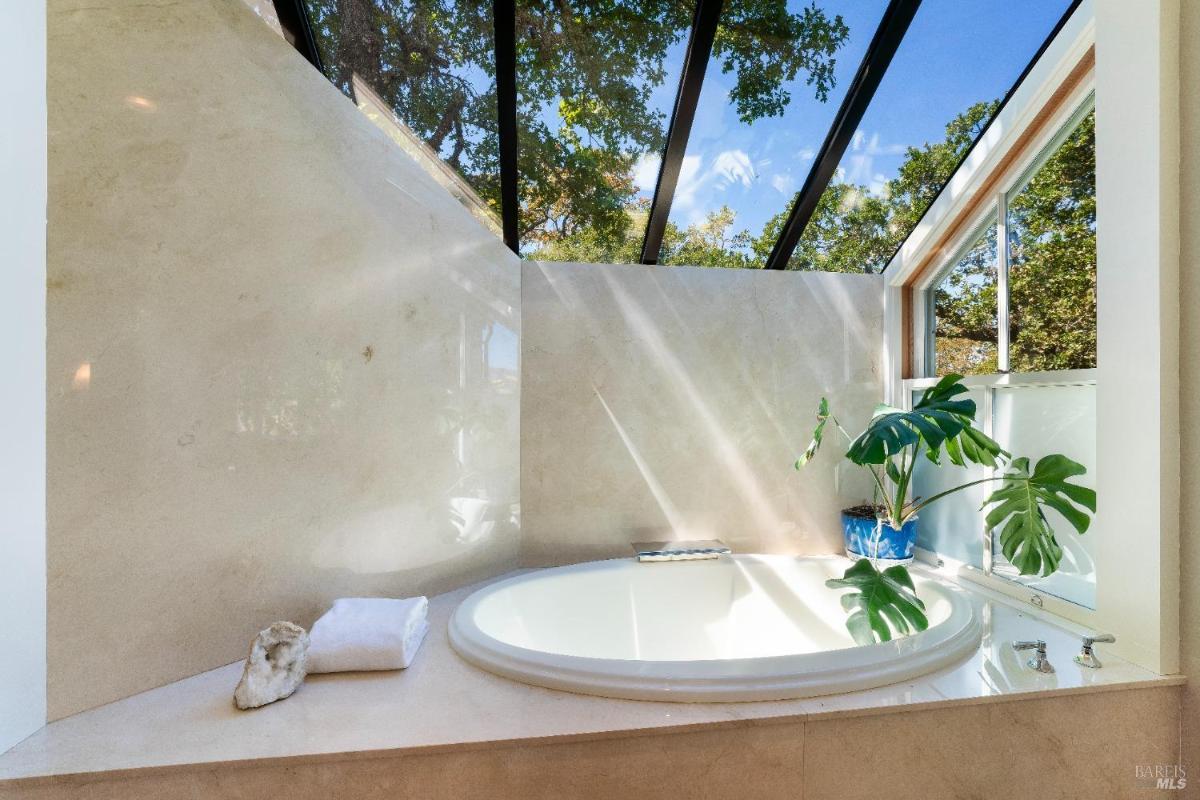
(1075, 633, 1116, 669)
(1012, 640, 1055, 673)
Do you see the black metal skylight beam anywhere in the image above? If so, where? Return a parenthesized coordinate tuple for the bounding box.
(763, 0, 921, 271)
(272, 0, 323, 71)
(494, 0, 520, 254)
(639, 0, 725, 265)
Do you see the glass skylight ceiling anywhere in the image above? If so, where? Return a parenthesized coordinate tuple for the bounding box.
(789, 0, 1075, 273)
(288, 0, 1081, 272)
(304, 0, 502, 222)
(657, 0, 889, 268)
(514, 5, 690, 260)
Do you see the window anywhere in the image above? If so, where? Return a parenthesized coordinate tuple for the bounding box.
(656, 0, 889, 268)
(1006, 106, 1097, 372)
(990, 381, 1096, 608)
(929, 220, 998, 376)
(907, 375, 1097, 609)
(304, 0, 503, 228)
(908, 97, 1098, 610)
(516, 5, 691, 260)
(879, 0, 1176, 676)
(924, 98, 1096, 376)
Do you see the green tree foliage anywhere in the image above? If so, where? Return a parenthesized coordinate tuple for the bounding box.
(880, 100, 1001, 252)
(659, 206, 758, 268)
(529, 201, 757, 267)
(1006, 110, 1096, 371)
(782, 100, 1001, 273)
(305, 0, 849, 249)
(930, 225, 1000, 375)
(776, 182, 893, 272)
(307, 0, 499, 191)
(929, 109, 1095, 375)
(530, 100, 1003, 275)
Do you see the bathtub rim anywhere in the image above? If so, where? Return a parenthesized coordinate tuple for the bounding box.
(448, 554, 982, 703)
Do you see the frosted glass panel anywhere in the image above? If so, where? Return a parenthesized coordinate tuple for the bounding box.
(991, 383, 1096, 608)
(911, 387, 986, 567)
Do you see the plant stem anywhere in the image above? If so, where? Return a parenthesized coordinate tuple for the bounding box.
(866, 464, 889, 513)
(907, 475, 1017, 516)
(831, 414, 855, 445)
(892, 441, 917, 527)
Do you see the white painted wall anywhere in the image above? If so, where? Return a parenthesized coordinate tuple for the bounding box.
(0, 0, 48, 754)
(1093, 0, 1180, 674)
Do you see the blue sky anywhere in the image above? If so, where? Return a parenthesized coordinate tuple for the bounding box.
(634, 0, 1073, 254)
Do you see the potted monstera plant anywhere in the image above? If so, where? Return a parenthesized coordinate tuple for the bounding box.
(796, 374, 1096, 644)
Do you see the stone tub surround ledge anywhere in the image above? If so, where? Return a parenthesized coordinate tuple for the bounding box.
(0, 568, 1185, 798)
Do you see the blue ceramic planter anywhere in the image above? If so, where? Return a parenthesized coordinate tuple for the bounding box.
(842, 512, 917, 565)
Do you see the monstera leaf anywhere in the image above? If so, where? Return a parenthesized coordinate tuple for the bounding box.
(984, 454, 1097, 577)
(794, 397, 831, 469)
(845, 374, 1006, 468)
(825, 559, 928, 645)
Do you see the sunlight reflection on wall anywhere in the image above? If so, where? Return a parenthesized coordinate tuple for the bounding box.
(45, 0, 521, 718)
(521, 261, 882, 566)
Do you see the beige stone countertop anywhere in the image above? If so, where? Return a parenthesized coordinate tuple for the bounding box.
(0, 566, 1184, 783)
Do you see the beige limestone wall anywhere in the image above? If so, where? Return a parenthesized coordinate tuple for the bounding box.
(46, 0, 520, 719)
(520, 261, 882, 565)
(1179, 0, 1199, 783)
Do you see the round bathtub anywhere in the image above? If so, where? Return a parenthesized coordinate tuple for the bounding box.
(449, 554, 980, 702)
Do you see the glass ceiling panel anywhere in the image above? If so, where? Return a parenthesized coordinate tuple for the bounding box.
(656, 0, 889, 269)
(516, 3, 691, 262)
(304, 1, 502, 232)
(787, 0, 1074, 273)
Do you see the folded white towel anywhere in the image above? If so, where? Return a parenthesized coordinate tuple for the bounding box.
(306, 597, 429, 674)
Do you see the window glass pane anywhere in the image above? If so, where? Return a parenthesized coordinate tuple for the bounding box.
(788, 0, 1074, 273)
(911, 386, 986, 568)
(304, 1, 502, 232)
(931, 222, 998, 376)
(656, 1, 889, 269)
(991, 383, 1096, 609)
(1007, 108, 1097, 372)
(517, 4, 692, 261)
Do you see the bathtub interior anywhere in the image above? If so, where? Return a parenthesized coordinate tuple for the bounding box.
(469, 555, 957, 661)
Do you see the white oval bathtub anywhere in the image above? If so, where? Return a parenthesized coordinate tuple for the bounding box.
(449, 554, 980, 702)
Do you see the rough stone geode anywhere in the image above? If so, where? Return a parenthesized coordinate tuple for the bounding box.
(233, 621, 309, 710)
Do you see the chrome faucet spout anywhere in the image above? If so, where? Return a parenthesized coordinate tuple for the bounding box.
(632, 540, 731, 562)
(1012, 639, 1055, 673)
(1074, 633, 1116, 669)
